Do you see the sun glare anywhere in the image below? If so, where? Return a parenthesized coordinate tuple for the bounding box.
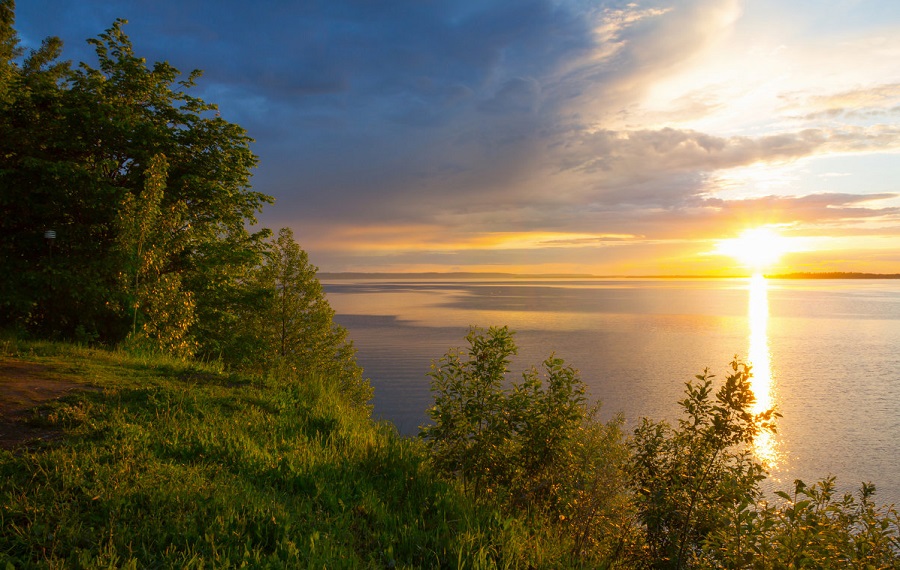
(715, 227, 790, 272)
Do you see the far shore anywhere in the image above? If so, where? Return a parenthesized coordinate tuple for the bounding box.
(319, 271, 900, 280)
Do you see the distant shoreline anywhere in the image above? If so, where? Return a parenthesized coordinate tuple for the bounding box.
(766, 272, 900, 279)
(319, 271, 900, 280)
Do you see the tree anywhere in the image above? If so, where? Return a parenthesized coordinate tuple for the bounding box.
(116, 154, 196, 356)
(0, 11, 89, 338)
(0, 15, 272, 348)
(421, 326, 519, 499)
(0, 0, 22, 103)
(246, 228, 371, 407)
(71, 21, 273, 352)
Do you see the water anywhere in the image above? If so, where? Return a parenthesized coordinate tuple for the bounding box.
(324, 277, 900, 505)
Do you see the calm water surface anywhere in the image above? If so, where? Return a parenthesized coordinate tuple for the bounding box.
(325, 278, 900, 505)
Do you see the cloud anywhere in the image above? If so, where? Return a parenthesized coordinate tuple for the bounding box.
(703, 193, 900, 227)
(562, 126, 900, 178)
(291, 190, 900, 262)
(478, 76, 542, 114)
(784, 83, 900, 121)
(14, 0, 900, 273)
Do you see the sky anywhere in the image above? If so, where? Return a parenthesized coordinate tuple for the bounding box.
(13, 0, 900, 275)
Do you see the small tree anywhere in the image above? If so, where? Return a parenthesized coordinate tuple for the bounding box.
(116, 154, 196, 356)
(247, 228, 371, 407)
(421, 326, 518, 498)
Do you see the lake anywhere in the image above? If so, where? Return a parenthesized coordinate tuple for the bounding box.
(324, 277, 900, 506)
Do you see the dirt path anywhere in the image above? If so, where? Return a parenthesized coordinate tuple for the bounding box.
(0, 359, 94, 450)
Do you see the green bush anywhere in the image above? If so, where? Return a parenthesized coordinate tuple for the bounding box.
(627, 360, 900, 569)
(420, 326, 633, 563)
(703, 478, 900, 569)
(628, 361, 777, 568)
(422, 330, 900, 568)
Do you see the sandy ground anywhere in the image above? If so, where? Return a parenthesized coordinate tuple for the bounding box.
(0, 359, 93, 450)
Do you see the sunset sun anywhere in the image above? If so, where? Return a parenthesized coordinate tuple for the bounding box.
(715, 227, 791, 272)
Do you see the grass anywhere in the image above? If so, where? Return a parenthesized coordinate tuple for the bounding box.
(0, 339, 570, 569)
(3, 338, 898, 568)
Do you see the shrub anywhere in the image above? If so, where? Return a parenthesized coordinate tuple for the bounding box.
(628, 360, 900, 569)
(628, 360, 777, 568)
(705, 477, 900, 569)
(420, 326, 632, 562)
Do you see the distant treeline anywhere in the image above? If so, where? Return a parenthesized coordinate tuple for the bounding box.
(321, 271, 900, 280)
(318, 271, 599, 280)
(769, 272, 900, 279)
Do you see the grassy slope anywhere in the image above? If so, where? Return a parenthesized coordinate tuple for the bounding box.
(0, 340, 560, 569)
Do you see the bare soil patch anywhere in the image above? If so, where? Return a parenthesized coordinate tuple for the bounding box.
(0, 359, 95, 450)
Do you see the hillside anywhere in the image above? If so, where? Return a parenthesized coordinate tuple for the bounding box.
(3, 338, 900, 568)
(0, 339, 546, 568)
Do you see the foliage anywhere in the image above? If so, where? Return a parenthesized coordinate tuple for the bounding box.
(0, 14, 271, 348)
(421, 326, 633, 564)
(627, 361, 900, 569)
(628, 361, 778, 568)
(0, 9, 369, 411)
(234, 228, 371, 406)
(0, 11, 94, 339)
(2, 4, 898, 565)
(0, 0, 22, 104)
(422, 330, 900, 568)
(116, 154, 196, 357)
(2, 337, 899, 568)
(704, 478, 900, 569)
(421, 325, 518, 497)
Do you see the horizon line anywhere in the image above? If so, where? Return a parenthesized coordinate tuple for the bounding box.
(318, 271, 900, 280)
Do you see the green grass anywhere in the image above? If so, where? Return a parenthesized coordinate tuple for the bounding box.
(5, 339, 897, 568)
(0, 339, 569, 569)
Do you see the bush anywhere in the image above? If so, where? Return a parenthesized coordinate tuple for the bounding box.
(628, 360, 900, 569)
(420, 326, 632, 563)
(703, 478, 900, 569)
(627, 360, 777, 568)
(422, 330, 900, 567)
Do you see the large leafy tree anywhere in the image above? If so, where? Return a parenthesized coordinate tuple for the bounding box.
(0, 0, 21, 102)
(0, 9, 81, 337)
(0, 12, 272, 347)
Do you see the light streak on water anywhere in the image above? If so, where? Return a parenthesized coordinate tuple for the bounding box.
(747, 273, 780, 467)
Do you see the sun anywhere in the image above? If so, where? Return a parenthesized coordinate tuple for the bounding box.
(714, 227, 791, 272)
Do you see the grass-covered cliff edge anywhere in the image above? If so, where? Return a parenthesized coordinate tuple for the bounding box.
(1, 338, 546, 568)
(3, 335, 899, 569)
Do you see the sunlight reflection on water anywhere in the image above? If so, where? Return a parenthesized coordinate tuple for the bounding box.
(747, 274, 780, 467)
